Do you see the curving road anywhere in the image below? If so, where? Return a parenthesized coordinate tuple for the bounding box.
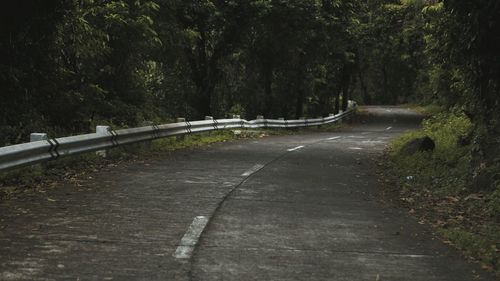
(0, 106, 494, 280)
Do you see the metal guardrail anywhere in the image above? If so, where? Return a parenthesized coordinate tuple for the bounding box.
(0, 103, 357, 172)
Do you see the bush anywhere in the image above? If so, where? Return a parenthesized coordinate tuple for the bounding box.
(386, 109, 499, 275)
(389, 109, 472, 195)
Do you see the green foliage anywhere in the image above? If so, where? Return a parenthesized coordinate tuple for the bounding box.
(0, 0, 362, 145)
(487, 186, 500, 216)
(1, 0, 499, 193)
(387, 110, 499, 274)
(389, 110, 472, 195)
(438, 227, 499, 273)
(151, 131, 237, 152)
(352, 0, 428, 105)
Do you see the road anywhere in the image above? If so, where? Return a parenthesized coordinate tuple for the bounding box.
(0, 106, 494, 280)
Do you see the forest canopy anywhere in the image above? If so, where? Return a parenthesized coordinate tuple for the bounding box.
(1, 0, 499, 189)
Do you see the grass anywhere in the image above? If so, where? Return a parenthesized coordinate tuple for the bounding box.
(388, 110, 472, 195)
(0, 130, 244, 198)
(438, 227, 499, 272)
(398, 103, 444, 116)
(383, 109, 500, 276)
(0, 122, 347, 199)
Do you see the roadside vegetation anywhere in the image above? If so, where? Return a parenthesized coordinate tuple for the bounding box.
(0, 130, 256, 199)
(0, 122, 345, 200)
(0, 0, 499, 273)
(384, 109, 500, 276)
(2, 0, 499, 194)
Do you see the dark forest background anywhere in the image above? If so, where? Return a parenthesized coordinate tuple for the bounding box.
(1, 0, 499, 187)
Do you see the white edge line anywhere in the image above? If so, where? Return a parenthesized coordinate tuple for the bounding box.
(327, 136, 341, 141)
(287, 145, 305, 152)
(174, 216, 209, 259)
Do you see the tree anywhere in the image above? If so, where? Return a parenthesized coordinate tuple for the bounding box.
(173, 0, 262, 117)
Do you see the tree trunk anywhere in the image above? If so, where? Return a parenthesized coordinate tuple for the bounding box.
(382, 66, 391, 104)
(358, 69, 371, 104)
(334, 89, 340, 114)
(294, 53, 306, 118)
(340, 64, 352, 111)
(470, 65, 500, 191)
(295, 88, 304, 119)
(263, 66, 273, 117)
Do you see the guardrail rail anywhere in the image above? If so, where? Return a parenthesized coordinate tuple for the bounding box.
(0, 102, 357, 172)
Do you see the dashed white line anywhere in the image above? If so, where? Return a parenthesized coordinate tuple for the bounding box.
(389, 254, 429, 258)
(348, 147, 363, 150)
(386, 126, 393, 130)
(327, 136, 341, 141)
(173, 216, 209, 259)
(241, 164, 265, 177)
(287, 145, 305, 152)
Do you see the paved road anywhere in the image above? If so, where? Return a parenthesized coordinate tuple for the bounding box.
(0, 106, 494, 280)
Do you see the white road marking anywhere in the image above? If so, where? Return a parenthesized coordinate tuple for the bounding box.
(388, 254, 430, 258)
(287, 145, 305, 152)
(184, 180, 218, 184)
(348, 147, 363, 150)
(386, 126, 393, 130)
(241, 164, 265, 177)
(327, 136, 341, 141)
(173, 216, 209, 259)
(361, 140, 385, 144)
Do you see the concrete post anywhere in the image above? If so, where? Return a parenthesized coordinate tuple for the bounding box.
(30, 133, 48, 173)
(96, 125, 110, 134)
(140, 121, 155, 150)
(176, 118, 186, 141)
(96, 126, 111, 157)
(204, 116, 214, 135)
(30, 133, 48, 142)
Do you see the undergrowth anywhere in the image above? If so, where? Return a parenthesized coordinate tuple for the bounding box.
(385, 109, 500, 276)
(0, 123, 345, 199)
(0, 130, 246, 199)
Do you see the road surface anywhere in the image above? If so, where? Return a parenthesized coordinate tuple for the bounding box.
(0, 106, 494, 280)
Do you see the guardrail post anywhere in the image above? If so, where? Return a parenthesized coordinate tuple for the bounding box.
(329, 113, 335, 117)
(96, 126, 111, 157)
(278, 118, 284, 120)
(30, 133, 48, 142)
(316, 117, 323, 128)
(256, 115, 265, 129)
(140, 121, 156, 150)
(205, 116, 214, 135)
(176, 118, 186, 141)
(232, 115, 240, 119)
(30, 133, 48, 173)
